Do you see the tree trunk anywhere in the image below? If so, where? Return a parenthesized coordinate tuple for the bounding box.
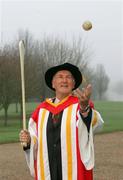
(4, 108, 8, 126)
(15, 102, 19, 113)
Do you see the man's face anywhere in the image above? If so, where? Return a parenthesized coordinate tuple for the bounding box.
(52, 70, 75, 96)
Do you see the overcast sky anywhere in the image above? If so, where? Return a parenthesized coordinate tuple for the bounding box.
(0, 0, 123, 86)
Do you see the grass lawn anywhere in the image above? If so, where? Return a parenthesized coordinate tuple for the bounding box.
(94, 101, 123, 133)
(0, 102, 39, 144)
(0, 120, 21, 143)
(0, 101, 123, 144)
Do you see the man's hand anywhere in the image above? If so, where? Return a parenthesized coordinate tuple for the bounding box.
(19, 129, 31, 145)
(73, 84, 92, 111)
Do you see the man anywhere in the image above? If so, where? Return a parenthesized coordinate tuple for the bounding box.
(20, 62, 104, 180)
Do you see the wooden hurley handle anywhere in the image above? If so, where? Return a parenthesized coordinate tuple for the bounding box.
(19, 40, 26, 131)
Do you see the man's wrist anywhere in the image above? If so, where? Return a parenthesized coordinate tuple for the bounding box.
(80, 104, 90, 113)
(23, 143, 30, 151)
(80, 105, 91, 118)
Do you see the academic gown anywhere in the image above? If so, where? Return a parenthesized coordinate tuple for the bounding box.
(24, 95, 104, 180)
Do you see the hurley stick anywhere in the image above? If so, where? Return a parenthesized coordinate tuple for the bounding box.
(19, 40, 27, 147)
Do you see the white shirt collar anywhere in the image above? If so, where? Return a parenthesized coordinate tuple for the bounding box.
(54, 97, 60, 104)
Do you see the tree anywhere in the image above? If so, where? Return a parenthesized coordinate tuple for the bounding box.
(0, 44, 17, 125)
(92, 64, 110, 100)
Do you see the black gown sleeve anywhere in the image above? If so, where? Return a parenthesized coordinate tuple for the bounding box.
(79, 108, 92, 133)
